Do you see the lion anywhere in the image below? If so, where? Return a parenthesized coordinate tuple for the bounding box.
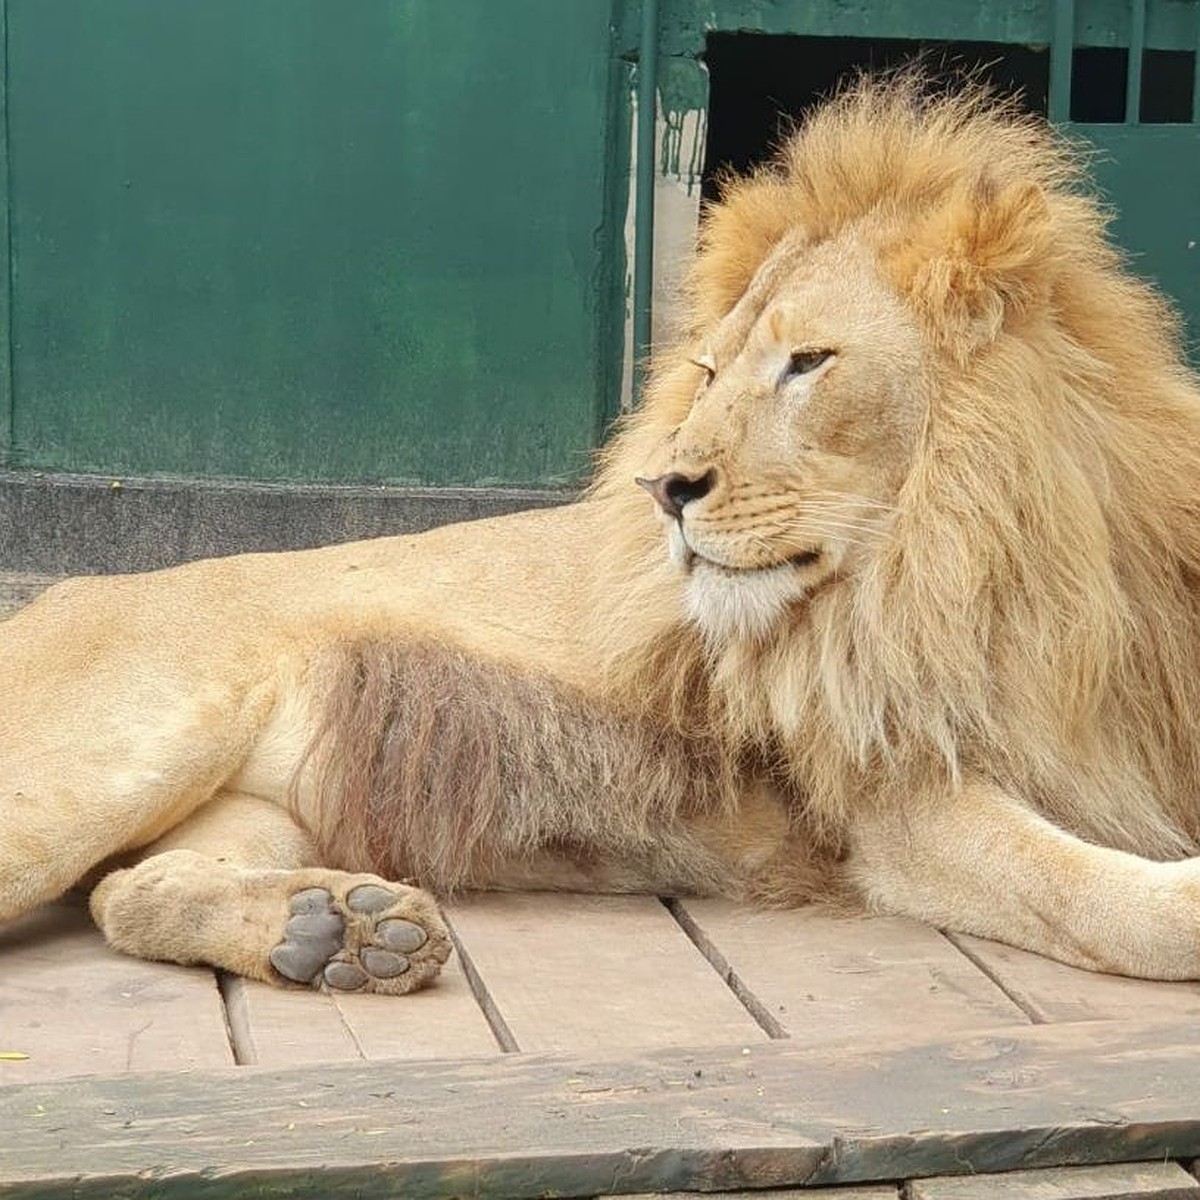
(6, 74, 1200, 996)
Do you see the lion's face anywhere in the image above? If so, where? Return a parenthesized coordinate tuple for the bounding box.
(639, 231, 928, 643)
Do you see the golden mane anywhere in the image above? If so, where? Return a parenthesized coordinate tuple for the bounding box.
(591, 74, 1200, 858)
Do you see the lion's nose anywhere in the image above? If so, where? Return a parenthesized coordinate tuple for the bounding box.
(635, 469, 716, 520)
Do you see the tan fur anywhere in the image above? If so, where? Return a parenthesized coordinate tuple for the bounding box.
(295, 636, 742, 894)
(7, 75, 1200, 991)
(593, 75, 1200, 856)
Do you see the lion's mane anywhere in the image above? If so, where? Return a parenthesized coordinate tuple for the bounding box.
(591, 74, 1200, 861)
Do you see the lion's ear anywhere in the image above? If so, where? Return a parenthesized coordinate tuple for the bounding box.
(687, 178, 798, 328)
(891, 177, 1055, 356)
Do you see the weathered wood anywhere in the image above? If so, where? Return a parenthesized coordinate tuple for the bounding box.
(0, 900, 232, 1082)
(223, 953, 498, 1067)
(626, 1190, 899, 1199)
(909, 1161, 1200, 1199)
(947, 933, 1200, 1024)
(446, 892, 767, 1053)
(672, 899, 1029, 1043)
(332, 952, 501, 1061)
(3, 1018, 1200, 1198)
(222, 977, 361, 1066)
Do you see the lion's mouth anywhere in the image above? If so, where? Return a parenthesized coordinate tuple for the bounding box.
(688, 548, 821, 575)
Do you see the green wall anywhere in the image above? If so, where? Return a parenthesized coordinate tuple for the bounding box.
(2, 1, 1197, 491)
(1, 0, 628, 486)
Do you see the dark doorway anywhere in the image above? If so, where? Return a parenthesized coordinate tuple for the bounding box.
(702, 35, 1049, 202)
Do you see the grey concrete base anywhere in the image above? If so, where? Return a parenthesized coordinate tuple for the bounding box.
(0, 571, 55, 617)
(0, 470, 572, 576)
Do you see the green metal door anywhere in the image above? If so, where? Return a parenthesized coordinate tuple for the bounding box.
(1054, 2, 1200, 353)
(0, 1, 629, 487)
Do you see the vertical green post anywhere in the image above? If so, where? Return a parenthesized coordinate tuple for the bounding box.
(633, 0, 659, 401)
(0, 0, 10, 465)
(1126, 0, 1146, 123)
(1193, 1, 1200, 122)
(1049, 0, 1075, 123)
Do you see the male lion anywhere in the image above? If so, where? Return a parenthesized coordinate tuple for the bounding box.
(6, 76, 1200, 995)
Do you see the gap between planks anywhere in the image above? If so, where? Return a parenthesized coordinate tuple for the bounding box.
(443, 892, 768, 1054)
(211, 891, 785, 1068)
(445, 913, 520, 1053)
(661, 896, 790, 1039)
(942, 929, 1047, 1024)
(217, 892, 1031, 1067)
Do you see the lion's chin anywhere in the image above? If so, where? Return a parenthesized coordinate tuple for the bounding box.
(683, 556, 816, 643)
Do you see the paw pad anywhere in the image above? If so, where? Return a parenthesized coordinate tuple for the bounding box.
(270, 880, 441, 994)
(323, 960, 368, 990)
(346, 884, 398, 914)
(269, 890, 345, 984)
(377, 918, 428, 953)
(360, 947, 409, 978)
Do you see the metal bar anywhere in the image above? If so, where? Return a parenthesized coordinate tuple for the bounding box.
(1049, 0, 1075, 123)
(632, 0, 658, 401)
(0, 0, 13, 466)
(1193, 0, 1200, 122)
(1126, 0, 1146, 123)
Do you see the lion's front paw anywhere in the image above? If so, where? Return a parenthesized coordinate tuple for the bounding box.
(269, 875, 450, 995)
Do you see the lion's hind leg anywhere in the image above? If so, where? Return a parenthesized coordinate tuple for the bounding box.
(89, 792, 451, 995)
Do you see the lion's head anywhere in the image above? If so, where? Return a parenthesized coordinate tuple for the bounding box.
(634, 226, 925, 644)
(593, 74, 1200, 855)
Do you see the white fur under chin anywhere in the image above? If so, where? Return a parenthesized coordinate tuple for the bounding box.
(684, 563, 805, 643)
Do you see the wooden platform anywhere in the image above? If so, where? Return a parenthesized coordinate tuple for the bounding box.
(4, 894, 1200, 1198)
(4, 575, 1200, 1198)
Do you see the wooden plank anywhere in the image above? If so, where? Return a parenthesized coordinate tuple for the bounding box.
(222, 976, 360, 1067)
(7, 1017, 1200, 1195)
(3, 1017, 1200, 1197)
(627, 1190, 899, 1199)
(672, 899, 1029, 1043)
(446, 891, 773, 1052)
(332, 952, 501, 1062)
(948, 932, 1200, 1023)
(223, 933, 499, 1067)
(446, 892, 767, 1054)
(0, 899, 232, 1082)
(910, 1162, 1200, 1199)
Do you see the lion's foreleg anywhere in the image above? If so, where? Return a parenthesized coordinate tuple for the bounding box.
(848, 780, 1200, 980)
(0, 723, 250, 927)
(0, 585, 281, 927)
(89, 791, 450, 995)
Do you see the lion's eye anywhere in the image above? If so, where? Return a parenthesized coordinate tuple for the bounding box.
(783, 349, 834, 382)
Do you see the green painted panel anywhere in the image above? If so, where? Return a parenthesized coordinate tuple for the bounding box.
(7, 1, 626, 485)
(640, 0, 1199, 57)
(0, 0, 10, 466)
(1075, 125, 1200, 353)
(648, 0, 1049, 54)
